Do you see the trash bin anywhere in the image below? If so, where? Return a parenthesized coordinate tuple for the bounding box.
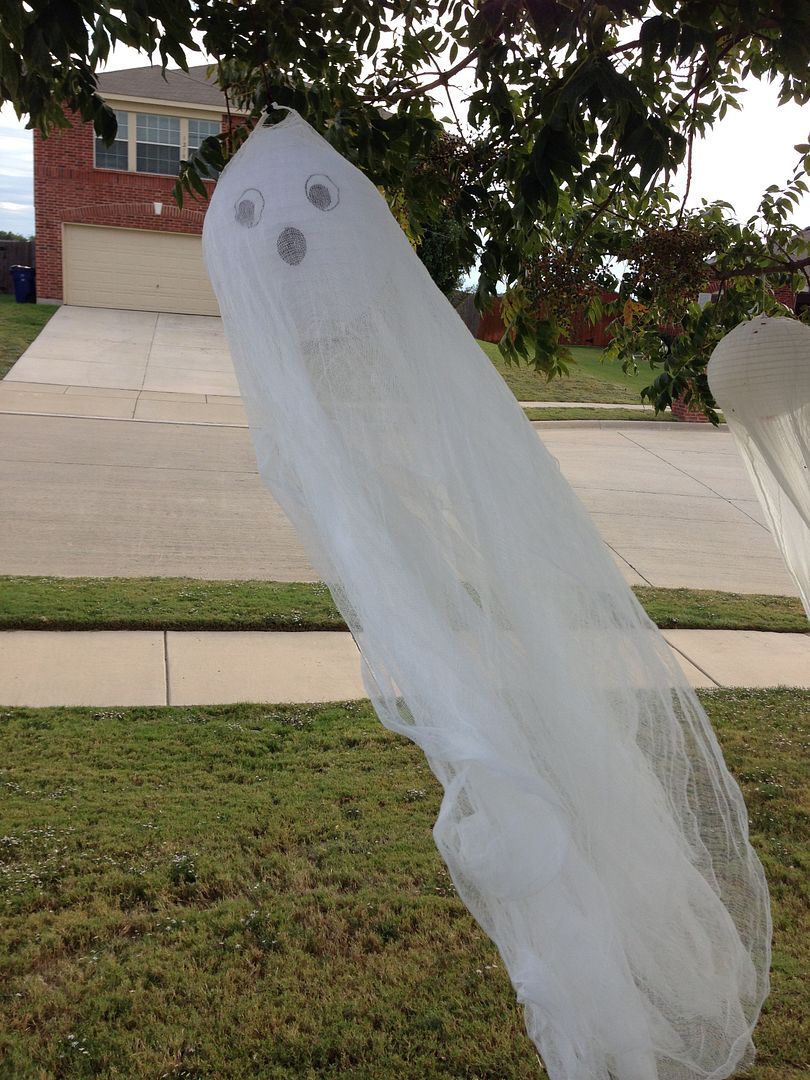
(10, 264, 35, 304)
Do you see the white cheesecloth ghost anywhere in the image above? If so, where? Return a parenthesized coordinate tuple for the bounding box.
(708, 315, 810, 617)
(202, 111, 771, 1080)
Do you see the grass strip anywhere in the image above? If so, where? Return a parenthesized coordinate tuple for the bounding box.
(0, 293, 58, 379)
(0, 577, 806, 634)
(0, 690, 806, 1078)
(634, 586, 808, 633)
(525, 406, 679, 422)
(0, 577, 345, 632)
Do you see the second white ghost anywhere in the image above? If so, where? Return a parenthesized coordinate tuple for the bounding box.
(708, 314, 810, 617)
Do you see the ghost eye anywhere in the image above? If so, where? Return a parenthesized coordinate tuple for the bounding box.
(306, 174, 339, 211)
(235, 188, 264, 227)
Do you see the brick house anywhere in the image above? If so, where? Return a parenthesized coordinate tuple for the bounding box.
(34, 64, 233, 314)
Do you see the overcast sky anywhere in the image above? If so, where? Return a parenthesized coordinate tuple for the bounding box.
(1, 46, 808, 238)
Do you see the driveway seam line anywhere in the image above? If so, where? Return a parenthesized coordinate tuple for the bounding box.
(19, 352, 149, 370)
(617, 430, 771, 533)
(163, 630, 171, 706)
(664, 639, 721, 688)
(578, 485, 723, 500)
(0, 410, 247, 431)
(139, 312, 161, 394)
(0, 456, 257, 475)
(617, 430, 727, 497)
(605, 542, 654, 586)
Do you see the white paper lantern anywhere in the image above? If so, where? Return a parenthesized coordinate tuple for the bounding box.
(203, 111, 770, 1080)
(708, 315, 810, 616)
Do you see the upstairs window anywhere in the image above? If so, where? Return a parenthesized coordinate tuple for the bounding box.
(136, 113, 180, 175)
(94, 110, 129, 171)
(188, 118, 221, 152)
(93, 110, 222, 177)
(188, 118, 222, 177)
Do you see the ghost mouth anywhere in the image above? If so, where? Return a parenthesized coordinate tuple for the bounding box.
(277, 227, 307, 265)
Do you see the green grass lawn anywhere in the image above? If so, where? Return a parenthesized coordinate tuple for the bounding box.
(0, 690, 806, 1078)
(0, 293, 58, 379)
(479, 340, 653, 403)
(525, 406, 680, 422)
(1, 577, 806, 633)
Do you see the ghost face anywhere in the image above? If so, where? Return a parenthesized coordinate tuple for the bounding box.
(204, 111, 415, 415)
(203, 112, 398, 337)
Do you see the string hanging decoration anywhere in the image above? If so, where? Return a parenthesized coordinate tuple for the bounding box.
(708, 314, 810, 617)
(203, 111, 771, 1080)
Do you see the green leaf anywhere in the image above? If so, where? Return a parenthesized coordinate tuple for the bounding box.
(185, 164, 209, 200)
(639, 14, 664, 61)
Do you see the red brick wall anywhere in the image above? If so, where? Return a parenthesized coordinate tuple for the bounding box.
(671, 395, 711, 423)
(773, 282, 797, 308)
(706, 276, 797, 311)
(34, 108, 221, 302)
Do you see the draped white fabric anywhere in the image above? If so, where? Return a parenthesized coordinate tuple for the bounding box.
(708, 315, 810, 618)
(203, 112, 771, 1080)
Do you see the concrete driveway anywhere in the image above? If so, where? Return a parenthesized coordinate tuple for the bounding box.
(1, 305, 246, 425)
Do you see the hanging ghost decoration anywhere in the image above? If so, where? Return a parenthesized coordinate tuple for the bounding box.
(203, 111, 770, 1080)
(708, 314, 810, 617)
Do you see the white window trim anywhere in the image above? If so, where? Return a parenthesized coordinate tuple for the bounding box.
(94, 110, 221, 176)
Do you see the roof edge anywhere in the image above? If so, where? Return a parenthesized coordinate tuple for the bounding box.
(100, 92, 239, 116)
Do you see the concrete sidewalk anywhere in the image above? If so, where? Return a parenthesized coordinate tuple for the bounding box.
(0, 628, 807, 707)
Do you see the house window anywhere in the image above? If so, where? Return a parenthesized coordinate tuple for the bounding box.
(93, 110, 223, 177)
(94, 110, 129, 170)
(136, 113, 181, 175)
(188, 118, 221, 152)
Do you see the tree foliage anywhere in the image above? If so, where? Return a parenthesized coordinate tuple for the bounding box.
(417, 219, 471, 296)
(3, 0, 810, 417)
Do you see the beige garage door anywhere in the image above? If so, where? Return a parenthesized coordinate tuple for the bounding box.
(63, 224, 219, 316)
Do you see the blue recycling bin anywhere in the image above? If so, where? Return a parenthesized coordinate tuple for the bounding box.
(10, 264, 35, 303)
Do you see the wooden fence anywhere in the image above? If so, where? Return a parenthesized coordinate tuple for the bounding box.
(478, 291, 619, 348)
(0, 240, 35, 293)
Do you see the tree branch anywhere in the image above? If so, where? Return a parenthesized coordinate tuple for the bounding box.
(571, 179, 624, 252)
(667, 32, 747, 120)
(714, 256, 810, 281)
(677, 59, 697, 225)
(396, 49, 480, 100)
(604, 37, 641, 58)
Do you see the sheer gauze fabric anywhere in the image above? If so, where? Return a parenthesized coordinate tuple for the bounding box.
(708, 315, 810, 618)
(203, 111, 770, 1080)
